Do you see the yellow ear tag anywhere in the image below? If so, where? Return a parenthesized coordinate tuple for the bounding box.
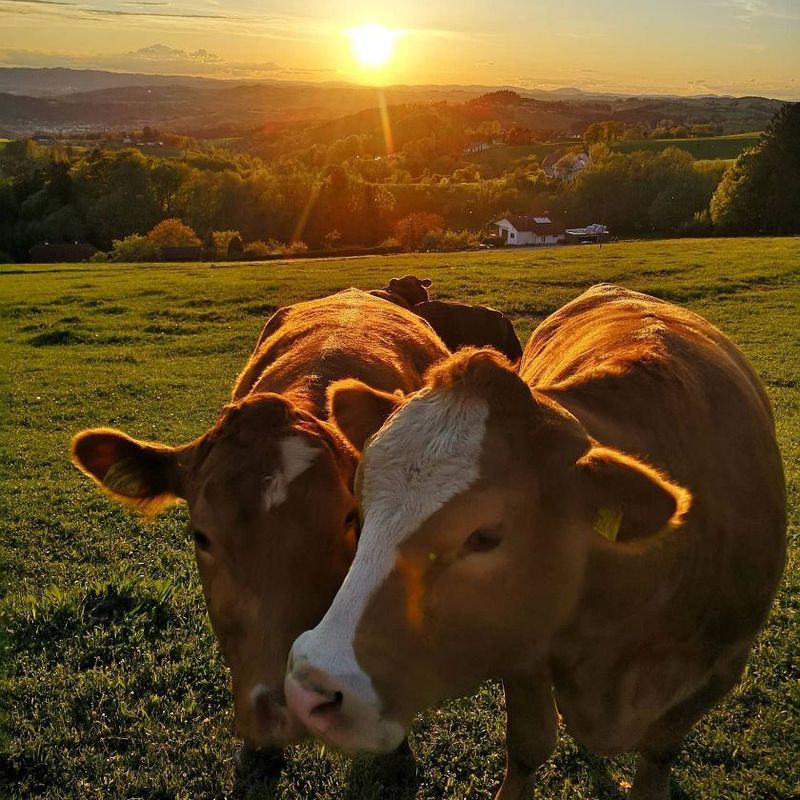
(594, 506, 623, 542)
(104, 459, 143, 498)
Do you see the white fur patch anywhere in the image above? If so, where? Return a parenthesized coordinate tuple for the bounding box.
(262, 436, 319, 512)
(288, 388, 489, 745)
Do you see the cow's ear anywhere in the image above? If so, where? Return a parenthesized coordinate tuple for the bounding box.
(387, 278, 399, 289)
(71, 429, 184, 516)
(327, 380, 403, 453)
(420, 278, 432, 287)
(577, 446, 691, 542)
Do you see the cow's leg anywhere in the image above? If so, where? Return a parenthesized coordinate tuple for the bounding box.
(630, 641, 753, 800)
(495, 669, 557, 800)
(629, 748, 677, 800)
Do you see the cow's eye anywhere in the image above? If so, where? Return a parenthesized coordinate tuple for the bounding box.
(344, 509, 362, 539)
(192, 529, 211, 551)
(463, 527, 501, 554)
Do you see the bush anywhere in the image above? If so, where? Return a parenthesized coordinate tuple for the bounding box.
(244, 240, 271, 259)
(286, 240, 308, 255)
(227, 235, 244, 258)
(322, 229, 342, 250)
(147, 218, 200, 248)
(420, 227, 445, 251)
(420, 228, 478, 252)
(89, 250, 110, 263)
(109, 235, 161, 262)
(394, 212, 446, 251)
(679, 210, 714, 237)
(211, 230, 241, 257)
(442, 229, 479, 251)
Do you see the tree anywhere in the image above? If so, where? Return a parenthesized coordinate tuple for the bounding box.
(710, 103, 800, 235)
(394, 212, 445, 251)
(72, 150, 161, 247)
(147, 218, 200, 247)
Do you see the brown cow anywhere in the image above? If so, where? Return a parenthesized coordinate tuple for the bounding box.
(70, 289, 447, 749)
(285, 284, 785, 799)
(369, 275, 432, 310)
(414, 300, 523, 363)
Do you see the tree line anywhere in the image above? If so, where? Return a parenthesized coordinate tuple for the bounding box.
(0, 103, 796, 262)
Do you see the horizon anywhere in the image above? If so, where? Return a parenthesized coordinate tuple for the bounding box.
(1, 0, 799, 101)
(0, 62, 794, 103)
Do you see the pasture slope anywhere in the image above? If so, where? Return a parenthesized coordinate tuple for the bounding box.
(467, 133, 761, 172)
(0, 239, 798, 800)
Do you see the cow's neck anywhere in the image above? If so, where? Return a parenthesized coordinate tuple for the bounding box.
(540, 381, 696, 637)
(572, 529, 692, 635)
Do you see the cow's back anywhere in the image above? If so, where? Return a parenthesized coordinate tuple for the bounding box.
(415, 300, 522, 362)
(525, 283, 784, 641)
(234, 289, 448, 409)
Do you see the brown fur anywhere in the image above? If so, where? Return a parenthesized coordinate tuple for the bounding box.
(71, 288, 447, 747)
(317, 284, 785, 798)
(368, 275, 432, 310)
(414, 300, 523, 363)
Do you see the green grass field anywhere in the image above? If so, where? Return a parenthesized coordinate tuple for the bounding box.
(468, 133, 761, 173)
(1, 239, 798, 800)
(610, 133, 761, 159)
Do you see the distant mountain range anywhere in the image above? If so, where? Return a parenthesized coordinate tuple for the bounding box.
(0, 67, 786, 136)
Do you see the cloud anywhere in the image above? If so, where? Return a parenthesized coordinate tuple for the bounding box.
(0, 44, 285, 77)
(713, 0, 800, 24)
(0, 0, 338, 42)
(127, 44, 223, 64)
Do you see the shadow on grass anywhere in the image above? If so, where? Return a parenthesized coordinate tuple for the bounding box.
(581, 749, 627, 800)
(233, 743, 418, 800)
(233, 746, 286, 799)
(581, 748, 694, 800)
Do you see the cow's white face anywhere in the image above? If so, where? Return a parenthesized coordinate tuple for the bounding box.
(286, 386, 489, 751)
(284, 350, 691, 753)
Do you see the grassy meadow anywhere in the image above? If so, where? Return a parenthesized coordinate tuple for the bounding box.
(1, 239, 798, 800)
(467, 133, 761, 173)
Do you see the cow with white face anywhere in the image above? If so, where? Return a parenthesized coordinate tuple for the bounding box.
(285, 284, 786, 800)
(71, 289, 448, 752)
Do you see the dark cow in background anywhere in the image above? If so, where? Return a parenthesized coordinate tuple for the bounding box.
(415, 299, 523, 363)
(71, 289, 447, 750)
(286, 284, 785, 800)
(369, 275, 432, 310)
(370, 274, 523, 363)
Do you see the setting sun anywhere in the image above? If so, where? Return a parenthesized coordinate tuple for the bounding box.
(347, 23, 400, 69)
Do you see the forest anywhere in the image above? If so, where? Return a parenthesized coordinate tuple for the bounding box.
(0, 95, 797, 262)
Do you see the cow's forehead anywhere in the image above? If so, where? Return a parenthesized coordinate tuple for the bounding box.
(359, 389, 490, 548)
(191, 431, 319, 521)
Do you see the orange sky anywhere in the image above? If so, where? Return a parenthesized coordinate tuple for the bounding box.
(1, 0, 798, 98)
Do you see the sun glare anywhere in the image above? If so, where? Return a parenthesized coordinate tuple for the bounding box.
(348, 23, 399, 69)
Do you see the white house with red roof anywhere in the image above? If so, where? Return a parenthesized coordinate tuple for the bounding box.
(492, 215, 566, 246)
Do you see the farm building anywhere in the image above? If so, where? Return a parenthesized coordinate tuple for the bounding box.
(543, 151, 590, 181)
(565, 223, 610, 244)
(492, 215, 566, 246)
